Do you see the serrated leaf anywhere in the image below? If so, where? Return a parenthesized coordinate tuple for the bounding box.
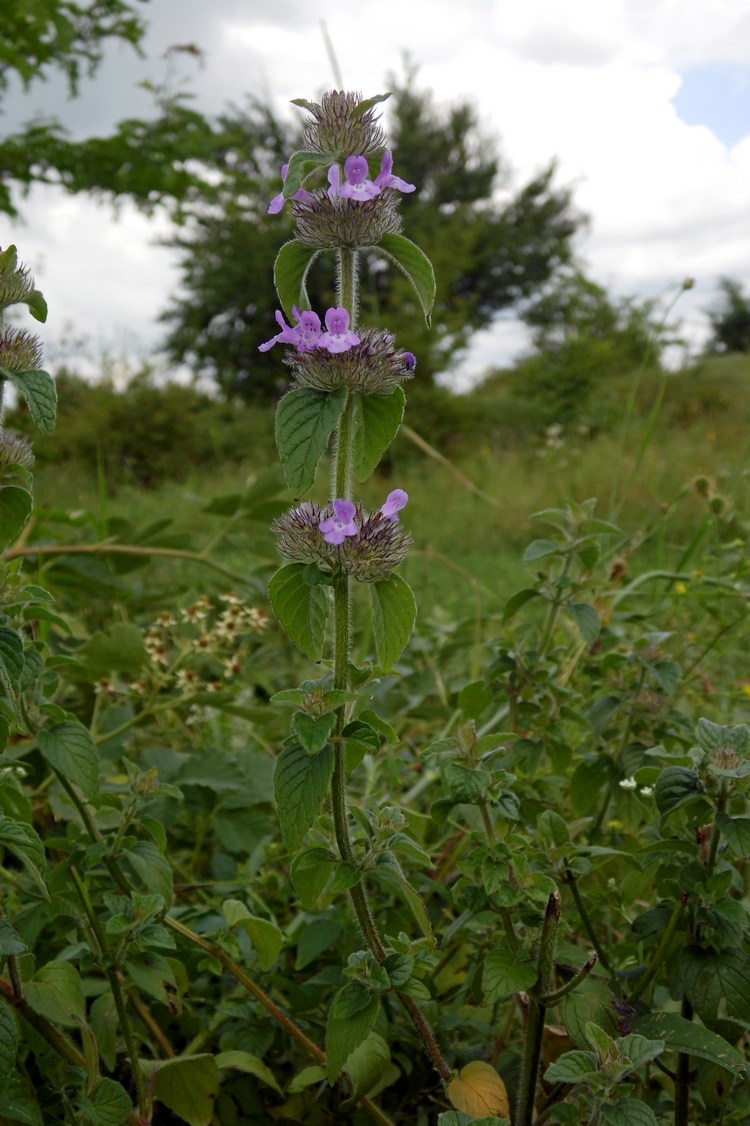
(378, 233, 436, 325)
(716, 813, 750, 857)
(371, 854, 431, 936)
(7, 369, 56, 433)
(0, 999, 18, 1097)
(326, 983, 380, 1083)
(566, 602, 600, 644)
(290, 847, 337, 908)
(680, 945, 750, 1024)
(123, 840, 173, 902)
(269, 563, 329, 660)
(561, 976, 620, 1047)
(446, 1061, 510, 1118)
(291, 710, 336, 755)
(632, 1012, 746, 1076)
(0, 1071, 43, 1125)
(89, 1078, 132, 1126)
(0, 627, 23, 692)
(0, 817, 47, 893)
(600, 1100, 659, 1126)
(25, 960, 85, 1027)
(0, 484, 33, 549)
(274, 742, 334, 850)
(617, 1034, 665, 1068)
(274, 241, 320, 318)
(216, 1049, 282, 1093)
(126, 953, 179, 1013)
(543, 1049, 599, 1084)
(370, 573, 416, 670)
(654, 766, 704, 815)
(37, 720, 99, 799)
(275, 387, 347, 496)
(483, 947, 538, 1002)
(352, 388, 405, 482)
(148, 1055, 218, 1126)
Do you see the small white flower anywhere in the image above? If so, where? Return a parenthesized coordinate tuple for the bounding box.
(619, 777, 638, 791)
(639, 786, 654, 798)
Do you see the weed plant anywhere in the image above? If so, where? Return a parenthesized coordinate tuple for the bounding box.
(0, 93, 748, 1126)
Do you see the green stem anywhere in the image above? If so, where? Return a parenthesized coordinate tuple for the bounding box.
(674, 997, 693, 1126)
(0, 976, 85, 1068)
(338, 248, 359, 324)
(539, 553, 573, 658)
(516, 891, 561, 1126)
(537, 954, 597, 1005)
(629, 893, 688, 1004)
(70, 867, 149, 1119)
(563, 865, 613, 975)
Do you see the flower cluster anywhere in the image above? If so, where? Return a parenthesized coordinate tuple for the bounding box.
(259, 306, 359, 356)
(327, 151, 414, 203)
(272, 491, 411, 583)
(285, 326, 415, 394)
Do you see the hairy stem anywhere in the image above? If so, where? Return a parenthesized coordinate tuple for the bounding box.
(516, 891, 561, 1126)
(0, 977, 85, 1068)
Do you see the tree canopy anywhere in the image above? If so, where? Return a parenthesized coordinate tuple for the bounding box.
(706, 277, 750, 355)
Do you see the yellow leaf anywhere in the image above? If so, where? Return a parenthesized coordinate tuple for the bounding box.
(446, 1060, 510, 1118)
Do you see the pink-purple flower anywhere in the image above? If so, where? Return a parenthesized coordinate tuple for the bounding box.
(320, 499, 358, 545)
(327, 149, 415, 203)
(267, 163, 313, 215)
(380, 489, 408, 520)
(318, 307, 361, 353)
(258, 306, 322, 353)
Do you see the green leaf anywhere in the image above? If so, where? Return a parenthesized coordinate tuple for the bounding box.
(617, 1034, 665, 1068)
(0, 484, 33, 549)
(326, 982, 380, 1083)
(0, 918, 25, 955)
(149, 1055, 218, 1126)
(80, 622, 146, 678)
(7, 369, 57, 433)
(125, 953, 179, 1013)
(342, 1030, 390, 1098)
(650, 659, 681, 694)
(483, 948, 538, 1002)
(0, 817, 47, 894)
(543, 1049, 599, 1083)
(523, 538, 560, 562)
(288, 1065, 327, 1092)
(291, 847, 337, 908)
(274, 240, 320, 318)
(274, 742, 334, 850)
(565, 602, 600, 644)
(349, 92, 391, 119)
(600, 1100, 659, 1126)
(438, 1116, 509, 1126)
(89, 1078, 132, 1126)
(291, 710, 336, 755)
(215, 1049, 282, 1093)
(269, 563, 329, 660)
(0, 1071, 43, 1126)
(282, 149, 330, 196)
(502, 587, 543, 624)
(25, 960, 85, 1028)
(122, 840, 173, 902)
(37, 720, 99, 800)
(378, 233, 436, 325)
(561, 976, 620, 1047)
(716, 813, 750, 857)
(654, 766, 704, 815)
(0, 626, 23, 692)
(295, 917, 342, 970)
(90, 991, 118, 1072)
(680, 946, 750, 1024)
(239, 915, 283, 970)
(23, 289, 47, 324)
(0, 999, 18, 1097)
(632, 1012, 746, 1076)
(352, 388, 405, 482)
(275, 387, 347, 496)
(371, 854, 432, 937)
(370, 574, 416, 670)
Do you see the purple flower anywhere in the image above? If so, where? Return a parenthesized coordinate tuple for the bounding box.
(380, 489, 408, 520)
(267, 163, 313, 215)
(320, 499, 358, 545)
(318, 307, 360, 354)
(327, 150, 415, 203)
(258, 306, 322, 353)
(374, 150, 415, 195)
(402, 351, 416, 372)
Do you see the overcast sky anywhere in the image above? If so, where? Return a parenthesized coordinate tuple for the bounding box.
(3, 0, 750, 386)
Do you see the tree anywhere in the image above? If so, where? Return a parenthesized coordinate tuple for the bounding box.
(706, 277, 750, 355)
(161, 76, 583, 399)
(0, 1, 226, 216)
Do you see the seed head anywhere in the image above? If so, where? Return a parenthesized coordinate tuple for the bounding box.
(286, 327, 415, 394)
(0, 329, 43, 374)
(0, 253, 35, 310)
(0, 432, 34, 470)
(292, 189, 402, 250)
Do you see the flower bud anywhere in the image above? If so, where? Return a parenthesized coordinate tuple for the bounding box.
(301, 91, 387, 162)
(0, 328, 43, 373)
(0, 252, 35, 310)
